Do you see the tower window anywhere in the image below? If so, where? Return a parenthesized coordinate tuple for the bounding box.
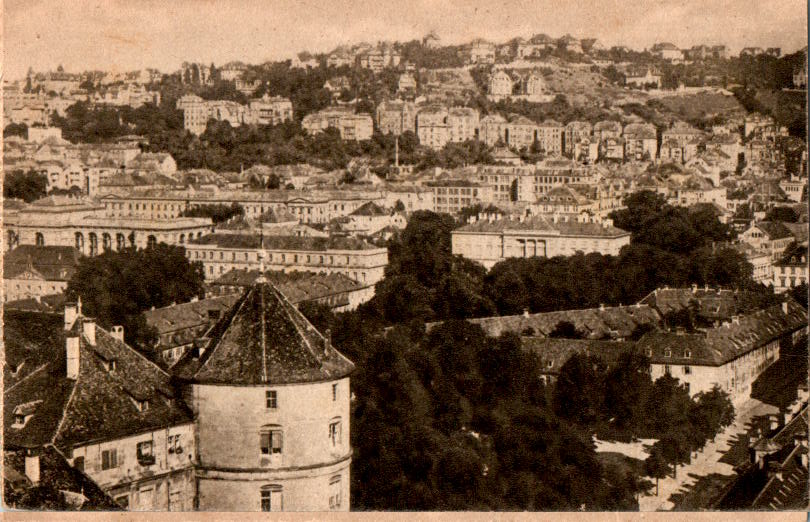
(260, 427, 283, 455)
(266, 390, 277, 409)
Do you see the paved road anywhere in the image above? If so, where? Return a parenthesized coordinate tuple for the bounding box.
(637, 397, 778, 511)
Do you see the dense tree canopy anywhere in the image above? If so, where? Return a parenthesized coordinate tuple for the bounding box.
(4, 170, 48, 203)
(66, 244, 205, 348)
(180, 202, 244, 224)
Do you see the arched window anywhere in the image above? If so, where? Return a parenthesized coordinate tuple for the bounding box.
(260, 484, 282, 512)
(74, 232, 84, 251)
(89, 233, 98, 256)
(36, 232, 45, 247)
(179, 233, 185, 244)
(147, 235, 157, 249)
(116, 233, 126, 251)
(102, 233, 112, 252)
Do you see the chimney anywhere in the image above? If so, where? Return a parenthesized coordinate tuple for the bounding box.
(64, 303, 79, 330)
(523, 308, 530, 318)
(770, 414, 779, 431)
(691, 283, 698, 294)
(66, 336, 80, 380)
(78, 303, 96, 329)
(24, 451, 40, 485)
(110, 325, 124, 342)
(782, 301, 789, 314)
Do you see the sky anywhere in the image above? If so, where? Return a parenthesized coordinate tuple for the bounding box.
(4, 0, 808, 80)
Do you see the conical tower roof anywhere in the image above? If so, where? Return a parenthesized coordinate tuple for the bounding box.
(172, 283, 354, 385)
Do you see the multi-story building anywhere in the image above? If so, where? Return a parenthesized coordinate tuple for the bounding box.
(302, 109, 373, 141)
(537, 120, 564, 155)
(100, 189, 387, 224)
(623, 123, 658, 161)
(426, 179, 492, 214)
(185, 233, 388, 285)
(451, 214, 630, 269)
(176, 94, 293, 135)
(356, 47, 400, 72)
(4, 306, 197, 511)
(593, 120, 623, 142)
(740, 221, 796, 261)
(447, 107, 480, 143)
(5, 276, 357, 512)
(375, 100, 417, 135)
(625, 67, 662, 88)
(415, 106, 450, 149)
(3, 245, 80, 302)
(651, 42, 684, 61)
(4, 195, 213, 255)
(564, 121, 592, 156)
(247, 95, 294, 125)
(640, 301, 806, 404)
(779, 175, 807, 203)
(772, 242, 809, 293)
(468, 39, 496, 64)
(488, 70, 514, 97)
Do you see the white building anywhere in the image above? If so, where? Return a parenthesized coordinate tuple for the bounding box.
(452, 214, 631, 269)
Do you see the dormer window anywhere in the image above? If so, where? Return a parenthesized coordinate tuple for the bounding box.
(664, 349, 672, 357)
(684, 350, 691, 358)
(547, 360, 554, 369)
(12, 400, 43, 428)
(133, 399, 150, 412)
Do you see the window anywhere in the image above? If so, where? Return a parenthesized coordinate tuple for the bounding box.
(329, 419, 342, 447)
(101, 449, 118, 470)
(684, 350, 691, 359)
(664, 349, 672, 357)
(137, 440, 155, 465)
(664, 365, 671, 376)
(168, 435, 183, 454)
(266, 390, 277, 409)
(260, 427, 283, 455)
(332, 383, 338, 401)
(683, 366, 692, 375)
(329, 475, 342, 509)
(261, 485, 283, 512)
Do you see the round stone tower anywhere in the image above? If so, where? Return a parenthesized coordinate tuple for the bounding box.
(173, 281, 354, 511)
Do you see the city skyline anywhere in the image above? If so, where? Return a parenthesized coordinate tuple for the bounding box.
(5, 0, 807, 80)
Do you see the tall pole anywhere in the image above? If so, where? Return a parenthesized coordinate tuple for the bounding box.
(395, 135, 399, 168)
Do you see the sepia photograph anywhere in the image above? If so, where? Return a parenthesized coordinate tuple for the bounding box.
(1, 0, 808, 515)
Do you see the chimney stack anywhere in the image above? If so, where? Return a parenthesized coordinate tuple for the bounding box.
(83, 319, 96, 346)
(66, 336, 80, 380)
(24, 451, 40, 485)
(111, 325, 124, 342)
(64, 303, 79, 331)
(782, 301, 789, 314)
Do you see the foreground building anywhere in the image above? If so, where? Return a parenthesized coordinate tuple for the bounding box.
(172, 280, 354, 511)
(5, 278, 356, 511)
(452, 214, 630, 269)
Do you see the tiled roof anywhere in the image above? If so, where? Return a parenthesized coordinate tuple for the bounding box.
(143, 295, 241, 338)
(639, 287, 767, 320)
(521, 337, 636, 373)
(427, 304, 660, 340)
(455, 215, 630, 237)
(4, 245, 81, 281)
(189, 233, 378, 251)
(172, 283, 355, 385)
(350, 201, 388, 216)
(4, 446, 121, 510)
(757, 221, 794, 240)
(4, 315, 193, 451)
(4, 310, 66, 389)
(636, 300, 807, 366)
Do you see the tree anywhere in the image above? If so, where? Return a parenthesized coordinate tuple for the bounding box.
(553, 353, 606, 425)
(180, 203, 244, 224)
(66, 244, 205, 348)
(764, 206, 799, 223)
(645, 443, 669, 496)
(690, 385, 735, 443)
(548, 320, 586, 339)
(4, 122, 28, 139)
(4, 170, 48, 202)
(266, 173, 281, 189)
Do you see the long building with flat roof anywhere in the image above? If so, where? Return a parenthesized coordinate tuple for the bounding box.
(451, 214, 630, 268)
(185, 233, 388, 285)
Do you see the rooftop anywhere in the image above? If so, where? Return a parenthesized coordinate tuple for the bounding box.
(454, 215, 630, 237)
(189, 233, 379, 251)
(4, 314, 193, 451)
(172, 283, 355, 385)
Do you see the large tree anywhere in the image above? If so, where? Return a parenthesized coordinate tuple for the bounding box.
(66, 244, 205, 348)
(4, 170, 48, 202)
